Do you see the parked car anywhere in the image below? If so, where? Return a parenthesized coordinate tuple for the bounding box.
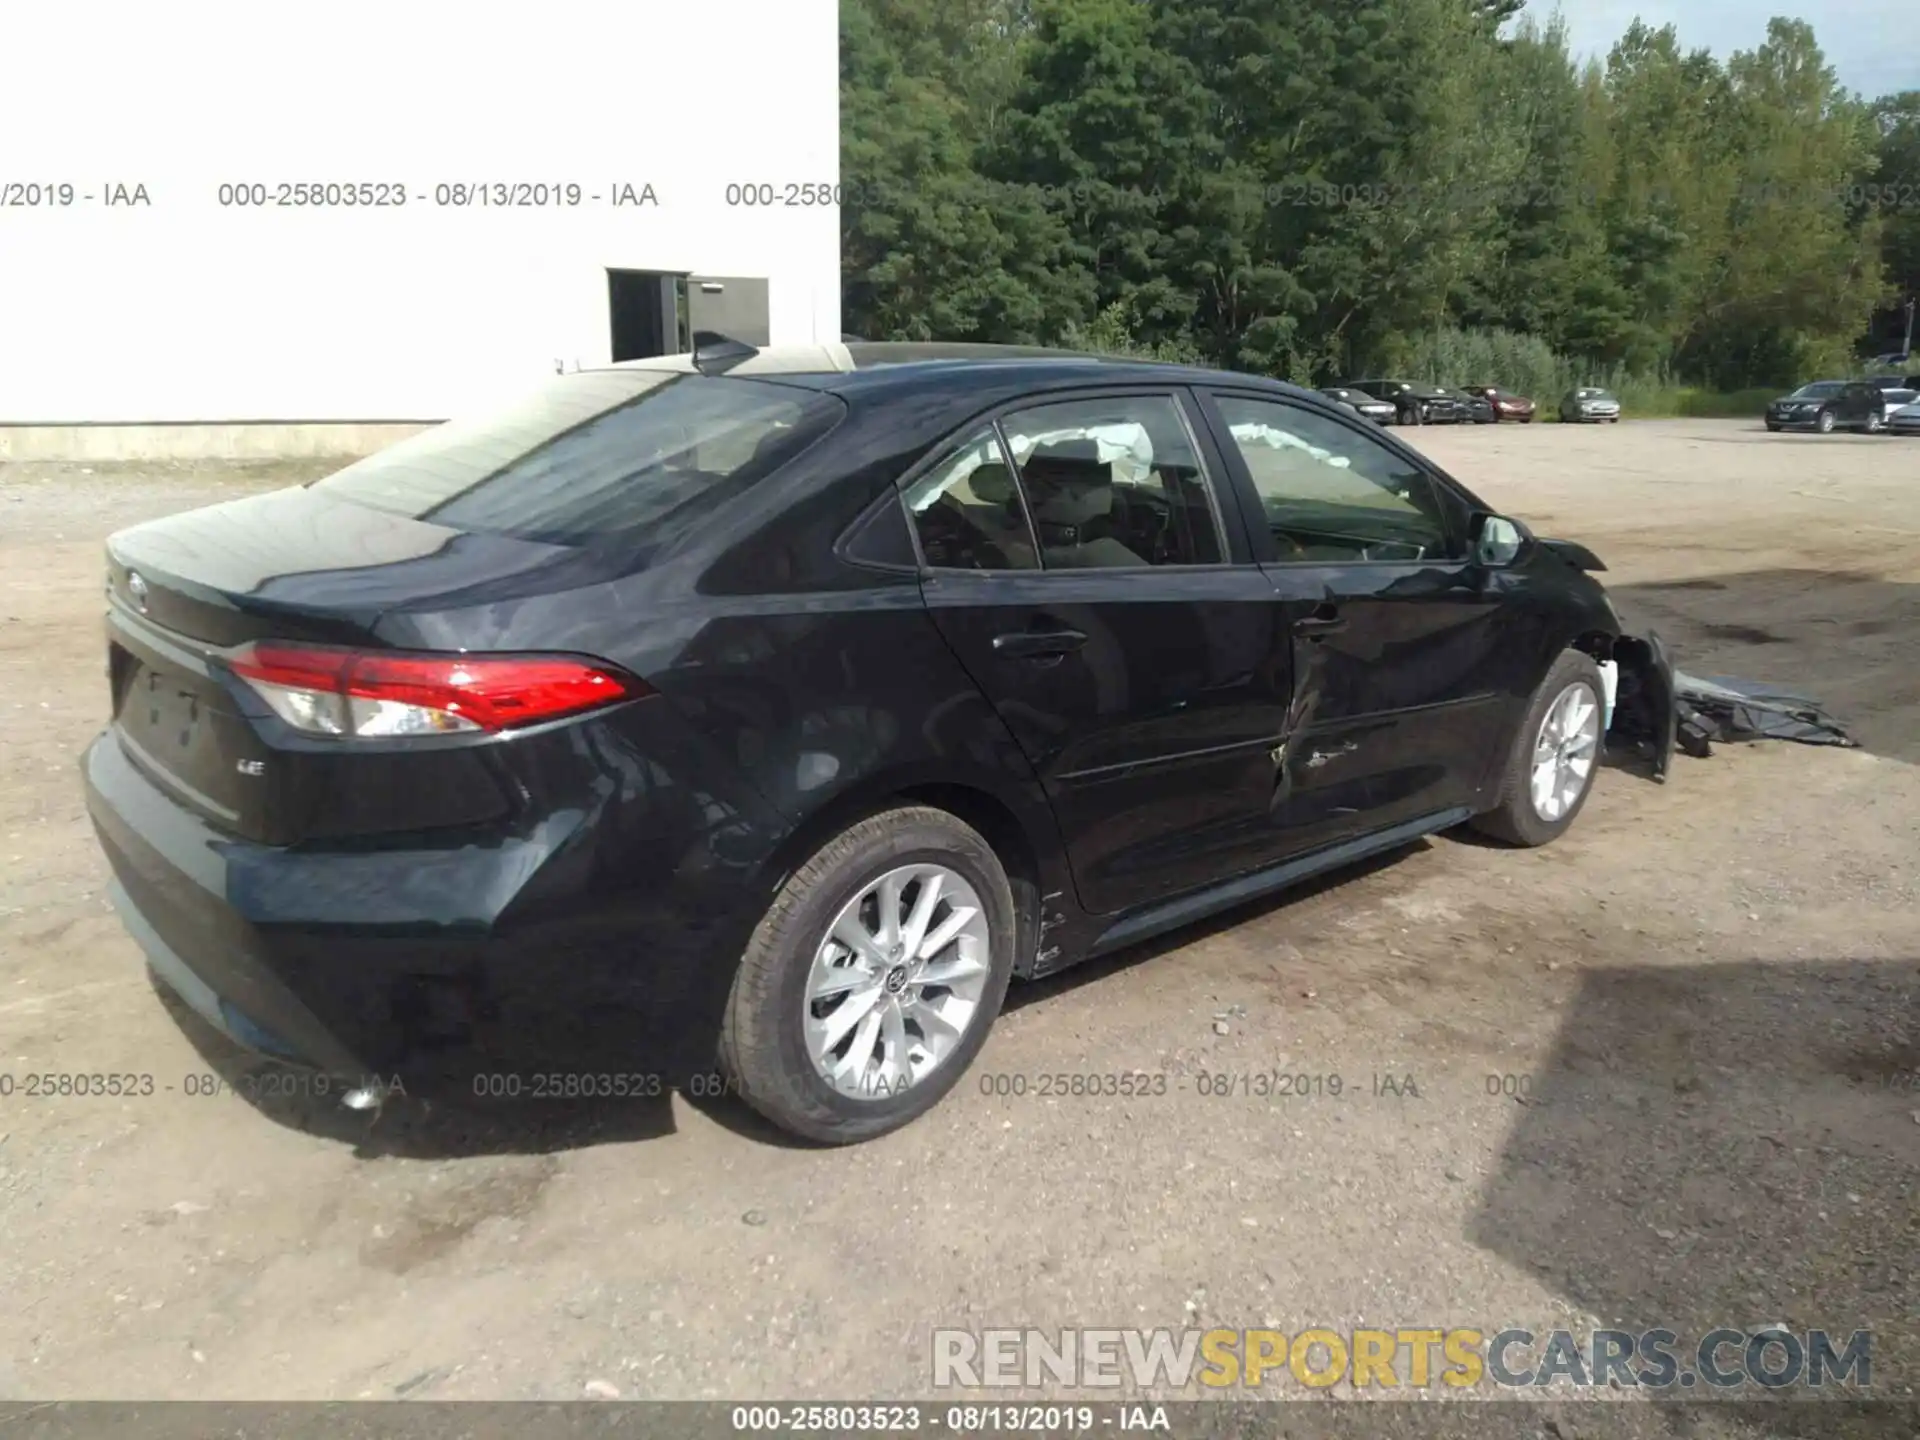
(1318, 386, 1396, 425)
(1876, 387, 1918, 424)
(1348, 379, 1468, 425)
(82, 341, 1676, 1145)
(1440, 387, 1497, 424)
(1764, 380, 1887, 433)
(1459, 385, 1536, 422)
(1559, 387, 1622, 423)
(1889, 397, 1920, 435)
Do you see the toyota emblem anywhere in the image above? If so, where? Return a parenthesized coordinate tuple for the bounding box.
(127, 571, 149, 613)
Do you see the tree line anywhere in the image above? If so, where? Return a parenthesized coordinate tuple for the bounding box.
(840, 0, 1920, 393)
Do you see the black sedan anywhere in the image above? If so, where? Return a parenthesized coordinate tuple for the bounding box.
(82, 340, 1674, 1144)
(1347, 379, 1469, 425)
(1765, 380, 1886, 433)
(1318, 386, 1395, 424)
(1442, 387, 1497, 424)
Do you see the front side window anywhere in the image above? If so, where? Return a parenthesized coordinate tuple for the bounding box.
(996, 395, 1226, 570)
(1213, 395, 1455, 563)
(901, 427, 1038, 571)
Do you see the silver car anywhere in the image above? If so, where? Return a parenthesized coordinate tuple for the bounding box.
(1877, 387, 1917, 424)
(1890, 398, 1920, 435)
(1560, 387, 1622, 423)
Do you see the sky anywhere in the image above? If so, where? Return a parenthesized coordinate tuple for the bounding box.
(1543, 0, 1916, 100)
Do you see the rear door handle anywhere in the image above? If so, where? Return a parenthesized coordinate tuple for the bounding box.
(993, 628, 1088, 660)
(1292, 605, 1347, 639)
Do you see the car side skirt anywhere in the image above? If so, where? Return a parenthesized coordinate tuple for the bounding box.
(1081, 806, 1475, 962)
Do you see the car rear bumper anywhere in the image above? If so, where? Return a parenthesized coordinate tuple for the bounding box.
(82, 725, 777, 1091)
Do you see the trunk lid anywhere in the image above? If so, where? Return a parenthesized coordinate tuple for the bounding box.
(103, 485, 570, 841)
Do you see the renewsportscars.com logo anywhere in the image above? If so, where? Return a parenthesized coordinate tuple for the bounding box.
(931, 1326, 1873, 1392)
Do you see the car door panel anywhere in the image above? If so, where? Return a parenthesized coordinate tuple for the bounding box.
(1266, 562, 1528, 852)
(922, 568, 1292, 915)
(1198, 390, 1537, 853)
(902, 388, 1295, 918)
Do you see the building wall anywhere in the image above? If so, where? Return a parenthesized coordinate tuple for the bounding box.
(0, 0, 840, 426)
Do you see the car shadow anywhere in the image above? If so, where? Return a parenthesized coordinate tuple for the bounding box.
(1466, 956, 1918, 1408)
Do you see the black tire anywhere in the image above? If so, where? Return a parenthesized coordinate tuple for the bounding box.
(1765, 422, 1781, 432)
(718, 805, 1017, 1144)
(1470, 650, 1607, 848)
(1816, 408, 1836, 434)
(1866, 412, 1884, 434)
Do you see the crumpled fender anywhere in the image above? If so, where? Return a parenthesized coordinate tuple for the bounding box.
(1607, 631, 1677, 780)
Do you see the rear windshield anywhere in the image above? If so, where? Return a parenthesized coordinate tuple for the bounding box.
(313, 370, 844, 547)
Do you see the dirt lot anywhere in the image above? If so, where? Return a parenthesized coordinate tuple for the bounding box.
(0, 421, 1915, 1425)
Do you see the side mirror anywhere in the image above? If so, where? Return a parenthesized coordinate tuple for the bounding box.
(1473, 514, 1526, 567)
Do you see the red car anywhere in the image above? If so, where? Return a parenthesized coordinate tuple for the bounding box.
(1462, 385, 1536, 422)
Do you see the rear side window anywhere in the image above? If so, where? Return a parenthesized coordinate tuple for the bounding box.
(997, 395, 1226, 569)
(313, 371, 844, 547)
(901, 427, 1039, 571)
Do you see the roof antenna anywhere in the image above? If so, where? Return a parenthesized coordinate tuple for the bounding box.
(691, 330, 759, 375)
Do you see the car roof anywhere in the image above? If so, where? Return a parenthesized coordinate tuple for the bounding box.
(589, 341, 1316, 403)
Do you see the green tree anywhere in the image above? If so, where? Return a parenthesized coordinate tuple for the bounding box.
(839, 0, 1092, 342)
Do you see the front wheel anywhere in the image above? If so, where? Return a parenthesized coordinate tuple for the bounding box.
(1816, 408, 1837, 434)
(1470, 651, 1606, 847)
(718, 806, 1017, 1144)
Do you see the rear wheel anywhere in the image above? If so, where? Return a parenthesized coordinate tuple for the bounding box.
(719, 806, 1016, 1144)
(1470, 651, 1606, 848)
(1866, 411, 1884, 433)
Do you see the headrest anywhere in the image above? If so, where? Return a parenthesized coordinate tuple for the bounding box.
(1020, 452, 1110, 495)
(970, 462, 1016, 504)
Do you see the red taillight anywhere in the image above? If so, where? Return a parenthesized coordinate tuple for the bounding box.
(227, 643, 645, 738)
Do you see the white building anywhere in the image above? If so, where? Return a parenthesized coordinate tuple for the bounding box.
(0, 0, 841, 455)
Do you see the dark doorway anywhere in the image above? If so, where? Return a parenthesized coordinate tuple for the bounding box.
(607, 270, 689, 361)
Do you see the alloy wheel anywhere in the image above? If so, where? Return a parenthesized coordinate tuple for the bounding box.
(803, 864, 992, 1099)
(1530, 682, 1600, 823)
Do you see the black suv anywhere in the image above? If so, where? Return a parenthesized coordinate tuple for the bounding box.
(1347, 380, 1467, 425)
(1765, 380, 1887, 433)
(83, 343, 1674, 1144)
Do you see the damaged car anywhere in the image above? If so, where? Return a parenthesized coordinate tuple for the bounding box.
(81, 341, 1674, 1145)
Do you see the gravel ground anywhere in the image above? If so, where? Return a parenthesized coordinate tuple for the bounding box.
(0, 422, 1914, 1432)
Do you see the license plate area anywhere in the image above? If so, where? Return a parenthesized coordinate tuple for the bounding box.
(115, 654, 218, 762)
(110, 643, 259, 826)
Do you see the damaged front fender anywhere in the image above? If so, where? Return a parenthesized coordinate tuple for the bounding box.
(1607, 631, 1677, 780)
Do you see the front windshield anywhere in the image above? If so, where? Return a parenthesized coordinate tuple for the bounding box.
(1791, 383, 1844, 399)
